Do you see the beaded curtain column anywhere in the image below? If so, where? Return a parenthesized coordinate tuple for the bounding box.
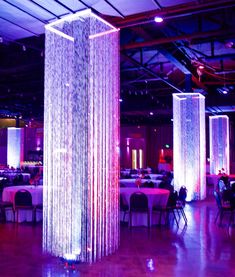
(173, 93, 206, 201)
(7, 128, 24, 168)
(43, 10, 119, 263)
(209, 115, 230, 175)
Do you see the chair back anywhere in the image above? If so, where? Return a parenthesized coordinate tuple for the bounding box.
(214, 190, 222, 209)
(130, 192, 148, 212)
(222, 189, 232, 202)
(15, 190, 32, 207)
(167, 190, 178, 207)
(142, 181, 154, 188)
(120, 194, 128, 211)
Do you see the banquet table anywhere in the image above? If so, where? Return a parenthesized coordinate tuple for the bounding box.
(206, 174, 235, 189)
(148, 174, 164, 180)
(2, 185, 43, 222)
(119, 178, 162, 188)
(0, 171, 31, 182)
(120, 187, 170, 226)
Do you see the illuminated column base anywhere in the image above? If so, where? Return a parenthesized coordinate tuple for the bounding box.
(209, 115, 229, 175)
(43, 10, 119, 263)
(7, 128, 24, 168)
(173, 93, 206, 201)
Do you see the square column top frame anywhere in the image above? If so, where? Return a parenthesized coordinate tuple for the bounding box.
(45, 9, 119, 42)
(173, 92, 205, 101)
(209, 115, 229, 120)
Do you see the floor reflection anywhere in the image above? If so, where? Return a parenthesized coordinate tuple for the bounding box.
(0, 197, 235, 276)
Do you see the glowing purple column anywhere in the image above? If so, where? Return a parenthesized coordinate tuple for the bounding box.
(173, 93, 206, 201)
(44, 10, 119, 262)
(209, 115, 229, 175)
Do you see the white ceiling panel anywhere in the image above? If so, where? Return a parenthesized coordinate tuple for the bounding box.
(158, 0, 193, 8)
(8, 0, 56, 21)
(0, 18, 33, 40)
(32, 0, 70, 16)
(0, 2, 43, 36)
(108, 0, 158, 16)
(58, 0, 86, 11)
(92, 1, 123, 17)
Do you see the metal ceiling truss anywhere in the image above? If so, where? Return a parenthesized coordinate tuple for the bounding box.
(121, 53, 183, 93)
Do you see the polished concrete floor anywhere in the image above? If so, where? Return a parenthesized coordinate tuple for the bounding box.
(0, 197, 235, 277)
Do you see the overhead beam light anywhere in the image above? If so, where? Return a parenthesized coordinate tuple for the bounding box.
(154, 16, 163, 23)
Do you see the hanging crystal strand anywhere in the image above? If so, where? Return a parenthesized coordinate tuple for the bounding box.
(44, 10, 119, 263)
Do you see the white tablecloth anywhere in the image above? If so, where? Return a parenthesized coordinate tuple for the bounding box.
(120, 187, 170, 226)
(148, 174, 164, 180)
(120, 179, 162, 188)
(206, 174, 235, 189)
(2, 185, 43, 222)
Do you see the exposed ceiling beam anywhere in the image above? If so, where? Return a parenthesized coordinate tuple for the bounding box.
(121, 53, 183, 93)
(29, 0, 60, 19)
(104, 0, 125, 18)
(54, 0, 75, 13)
(126, 26, 206, 89)
(113, 0, 235, 28)
(0, 16, 39, 36)
(152, 0, 162, 9)
(121, 28, 235, 50)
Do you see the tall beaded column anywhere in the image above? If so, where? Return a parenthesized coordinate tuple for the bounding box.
(43, 10, 120, 263)
(7, 127, 24, 168)
(173, 93, 206, 201)
(209, 115, 230, 175)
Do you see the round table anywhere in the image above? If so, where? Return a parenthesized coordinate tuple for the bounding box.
(120, 179, 162, 188)
(120, 187, 170, 226)
(2, 185, 43, 222)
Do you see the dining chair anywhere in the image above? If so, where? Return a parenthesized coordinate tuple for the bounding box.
(129, 192, 150, 228)
(0, 201, 15, 222)
(14, 189, 36, 223)
(214, 190, 234, 226)
(152, 190, 186, 227)
(120, 194, 129, 222)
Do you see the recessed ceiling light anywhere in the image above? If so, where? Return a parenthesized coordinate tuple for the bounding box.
(150, 112, 153, 115)
(154, 16, 163, 23)
(222, 89, 228, 95)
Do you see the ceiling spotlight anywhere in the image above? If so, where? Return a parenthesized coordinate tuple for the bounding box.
(149, 112, 153, 116)
(225, 41, 234, 48)
(217, 87, 229, 95)
(154, 16, 163, 23)
(222, 89, 228, 95)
